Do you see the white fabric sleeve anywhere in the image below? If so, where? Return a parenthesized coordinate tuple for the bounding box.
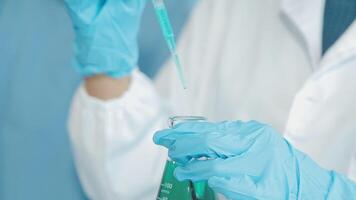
(68, 70, 169, 200)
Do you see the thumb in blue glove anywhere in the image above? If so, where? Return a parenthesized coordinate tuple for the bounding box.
(154, 120, 356, 200)
(65, 0, 146, 78)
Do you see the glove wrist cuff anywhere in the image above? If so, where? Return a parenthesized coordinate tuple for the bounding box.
(74, 48, 138, 78)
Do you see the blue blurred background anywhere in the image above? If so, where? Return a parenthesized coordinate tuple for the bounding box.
(0, 0, 196, 199)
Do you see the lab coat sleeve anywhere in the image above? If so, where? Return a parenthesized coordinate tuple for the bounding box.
(68, 70, 169, 200)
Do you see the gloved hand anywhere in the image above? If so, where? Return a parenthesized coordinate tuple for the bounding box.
(64, 0, 146, 78)
(154, 121, 356, 200)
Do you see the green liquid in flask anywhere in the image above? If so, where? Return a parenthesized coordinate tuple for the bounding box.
(156, 160, 215, 200)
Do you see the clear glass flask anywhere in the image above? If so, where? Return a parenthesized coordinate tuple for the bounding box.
(156, 116, 216, 200)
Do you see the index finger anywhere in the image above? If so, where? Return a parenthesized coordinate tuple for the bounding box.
(153, 121, 216, 146)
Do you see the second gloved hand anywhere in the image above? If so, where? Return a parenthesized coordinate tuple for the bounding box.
(154, 121, 356, 200)
(65, 0, 146, 78)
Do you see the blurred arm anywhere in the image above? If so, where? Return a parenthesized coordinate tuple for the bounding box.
(84, 75, 131, 100)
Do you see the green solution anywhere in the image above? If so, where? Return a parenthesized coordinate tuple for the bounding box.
(156, 116, 216, 200)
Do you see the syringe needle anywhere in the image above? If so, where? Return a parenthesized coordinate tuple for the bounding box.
(152, 0, 187, 89)
(172, 53, 187, 89)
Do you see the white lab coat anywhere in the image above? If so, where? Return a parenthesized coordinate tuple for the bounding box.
(68, 0, 356, 199)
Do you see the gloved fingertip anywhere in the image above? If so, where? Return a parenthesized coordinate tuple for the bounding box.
(153, 129, 172, 144)
(155, 139, 175, 149)
(152, 132, 161, 145)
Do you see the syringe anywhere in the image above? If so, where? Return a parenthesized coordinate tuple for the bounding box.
(152, 0, 187, 89)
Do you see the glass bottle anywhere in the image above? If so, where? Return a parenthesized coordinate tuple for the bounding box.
(156, 116, 216, 200)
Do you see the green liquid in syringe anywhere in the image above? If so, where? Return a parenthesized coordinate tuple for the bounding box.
(155, 6, 174, 40)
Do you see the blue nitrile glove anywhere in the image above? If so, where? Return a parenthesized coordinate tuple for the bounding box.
(65, 0, 146, 78)
(154, 121, 356, 200)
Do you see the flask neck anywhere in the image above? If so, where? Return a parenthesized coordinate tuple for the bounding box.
(168, 116, 207, 128)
